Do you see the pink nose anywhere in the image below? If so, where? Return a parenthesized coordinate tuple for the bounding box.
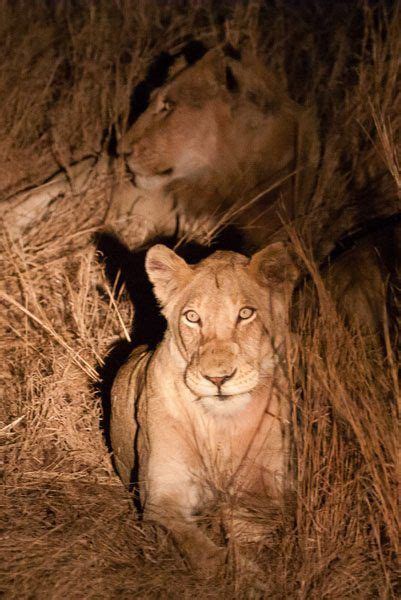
(205, 370, 236, 387)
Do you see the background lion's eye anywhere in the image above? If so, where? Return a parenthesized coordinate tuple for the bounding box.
(184, 310, 200, 324)
(238, 307, 255, 320)
(161, 99, 174, 112)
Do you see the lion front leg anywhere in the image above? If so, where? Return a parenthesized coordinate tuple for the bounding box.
(147, 498, 226, 574)
(3, 155, 106, 238)
(142, 464, 226, 575)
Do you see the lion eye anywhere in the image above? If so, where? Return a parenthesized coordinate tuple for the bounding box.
(159, 98, 174, 113)
(184, 310, 201, 324)
(238, 307, 255, 321)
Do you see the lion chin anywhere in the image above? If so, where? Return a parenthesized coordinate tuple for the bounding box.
(134, 172, 171, 192)
(197, 393, 252, 416)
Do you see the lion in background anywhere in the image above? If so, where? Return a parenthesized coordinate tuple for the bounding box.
(113, 43, 320, 249)
(4, 43, 319, 251)
(111, 242, 298, 577)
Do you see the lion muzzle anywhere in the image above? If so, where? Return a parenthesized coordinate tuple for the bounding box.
(198, 340, 238, 391)
(184, 340, 259, 398)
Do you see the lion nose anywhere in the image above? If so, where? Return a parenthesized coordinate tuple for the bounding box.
(204, 370, 236, 388)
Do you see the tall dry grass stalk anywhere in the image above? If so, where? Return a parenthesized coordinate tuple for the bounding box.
(1, 1, 400, 597)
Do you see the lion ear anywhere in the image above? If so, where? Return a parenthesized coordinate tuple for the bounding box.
(203, 47, 242, 93)
(145, 244, 192, 306)
(249, 242, 299, 290)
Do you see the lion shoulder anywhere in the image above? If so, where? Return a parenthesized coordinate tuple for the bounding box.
(110, 345, 151, 487)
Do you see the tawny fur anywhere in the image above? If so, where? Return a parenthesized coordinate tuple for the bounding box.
(114, 45, 320, 248)
(111, 242, 298, 572)
(4, 45, 319, 253)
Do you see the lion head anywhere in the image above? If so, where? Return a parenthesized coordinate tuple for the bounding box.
(145, 242, 298, 415)
(122, 45, 317, 190)
(120, 45, 319, 244)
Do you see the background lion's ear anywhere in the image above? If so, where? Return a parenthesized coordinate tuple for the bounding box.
(145, 244, 192, 306)
(202, 47, 242, 94)
(249, 242, 299, 289)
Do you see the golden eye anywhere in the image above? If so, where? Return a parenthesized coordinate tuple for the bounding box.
(238, 307, 255, 321)
(184, 310, 201, 324)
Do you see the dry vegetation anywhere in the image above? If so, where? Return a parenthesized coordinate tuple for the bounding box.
(1, 1, 400, 598)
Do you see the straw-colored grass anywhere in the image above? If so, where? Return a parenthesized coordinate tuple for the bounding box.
(1, 2, 400, 598)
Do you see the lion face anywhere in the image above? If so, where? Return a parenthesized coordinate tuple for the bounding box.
(123, 86, 224, 192)
(145, 243, 298, 414)
(120, 46, 306, 195)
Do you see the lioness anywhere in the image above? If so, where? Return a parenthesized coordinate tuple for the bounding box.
(115, 44, 319, 248)
(111, 242, 298, 572)
(4, 44, 319, 250)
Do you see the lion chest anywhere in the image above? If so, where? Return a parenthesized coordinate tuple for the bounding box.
(146, 395, 282, 500)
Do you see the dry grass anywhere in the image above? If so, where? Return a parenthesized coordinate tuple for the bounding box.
(1, 1, 400, 598)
